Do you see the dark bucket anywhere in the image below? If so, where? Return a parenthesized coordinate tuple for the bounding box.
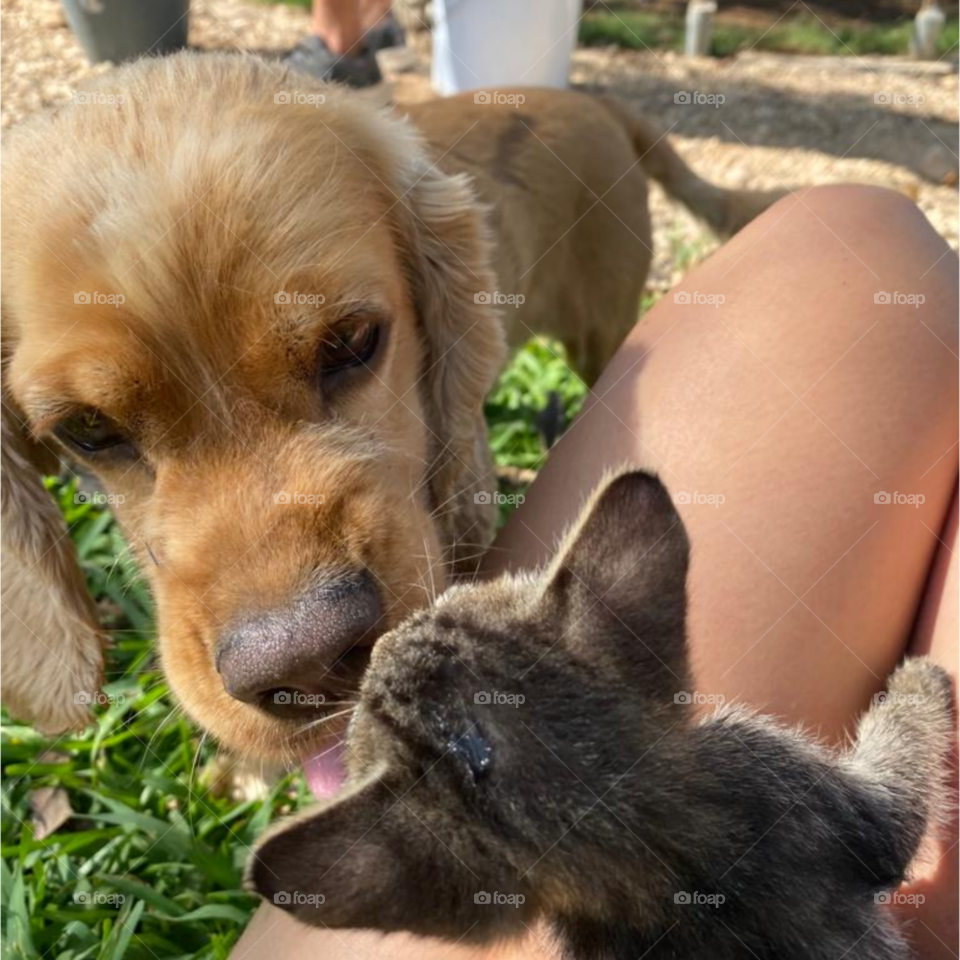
(61, 0, 190, 64)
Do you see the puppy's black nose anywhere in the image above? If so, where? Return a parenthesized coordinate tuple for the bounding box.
(217, 572, 381, 717)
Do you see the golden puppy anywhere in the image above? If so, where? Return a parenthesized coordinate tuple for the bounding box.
(1, 53, 781, 766)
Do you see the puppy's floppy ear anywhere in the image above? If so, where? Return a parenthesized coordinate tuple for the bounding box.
(544, 470, 689, 688)
(250, 770, 519, 942)
(404, 163, 508, 577)
(1, 390, 104, 734)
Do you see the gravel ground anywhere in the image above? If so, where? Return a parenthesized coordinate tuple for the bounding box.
(2, 0, 957, 294)
(572, 45, 959, 286)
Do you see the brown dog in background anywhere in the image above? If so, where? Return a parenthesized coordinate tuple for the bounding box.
(1, 52, 782, 765)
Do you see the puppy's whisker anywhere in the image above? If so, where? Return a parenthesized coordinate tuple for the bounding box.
(188, 730, 210, 824)
(420, 533, 438, 605)
(140, 676, 172, 697)
(410, 451, 452, 502)
(410, 547, 489, 570)
(138, 703, 184, 771)
(296, 706, 358, 736)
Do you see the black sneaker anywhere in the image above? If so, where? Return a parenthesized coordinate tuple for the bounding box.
(364, 13, 405, 53)
(284, 35, 382, 88)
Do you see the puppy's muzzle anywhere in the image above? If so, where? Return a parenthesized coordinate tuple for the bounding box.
(216, 571, 382, 718)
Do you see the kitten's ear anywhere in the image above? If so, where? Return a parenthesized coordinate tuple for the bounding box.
(544, 471, 689, 681)
(250, 772, 411, 929)
(249, 770, 523, 941)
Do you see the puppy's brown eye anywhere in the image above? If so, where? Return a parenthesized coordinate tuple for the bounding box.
(54, 409, 135, 456)
(318, 319, 381, 377)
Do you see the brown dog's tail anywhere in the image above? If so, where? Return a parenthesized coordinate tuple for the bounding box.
(599, 96, 787, 238)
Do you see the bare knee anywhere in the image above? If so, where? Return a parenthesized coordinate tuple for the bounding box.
(780, 182, 919, 217)
(765, 183, 931, 239)
(701, 183, 957, 348)
(756, 185, 954, 294)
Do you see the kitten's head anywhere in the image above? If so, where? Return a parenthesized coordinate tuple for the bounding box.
(250, 471, 690, 942)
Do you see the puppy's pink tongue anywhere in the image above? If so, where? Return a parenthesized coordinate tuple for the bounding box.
(303, 739, 346, 799)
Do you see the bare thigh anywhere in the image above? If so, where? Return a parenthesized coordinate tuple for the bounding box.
(487, 184, 958, 743)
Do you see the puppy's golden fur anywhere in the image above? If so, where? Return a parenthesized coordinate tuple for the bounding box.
(1, 53, 782, 759)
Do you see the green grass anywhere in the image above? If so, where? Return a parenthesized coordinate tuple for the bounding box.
(0, 339, 589, 960)
(579, 9, 959, 58)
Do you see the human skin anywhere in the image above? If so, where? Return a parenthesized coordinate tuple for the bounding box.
(233, 186, 959, 960)
(310, 0, 393, 54)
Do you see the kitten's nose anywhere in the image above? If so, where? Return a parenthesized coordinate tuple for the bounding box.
(216, 572, 382, 717)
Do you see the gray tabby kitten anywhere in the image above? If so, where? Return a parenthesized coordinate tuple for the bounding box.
(252, 470, 953, 960)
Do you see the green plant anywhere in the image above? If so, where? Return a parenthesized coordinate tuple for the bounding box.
(485, 337, 587, 472)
